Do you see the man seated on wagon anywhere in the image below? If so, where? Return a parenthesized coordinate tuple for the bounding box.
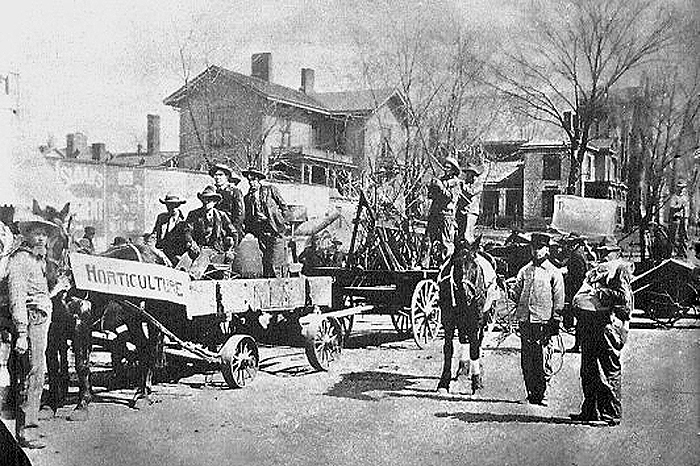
(185, 186, 237, 256)
(209, 163, 245, 248)
(151, 193, 188, 264)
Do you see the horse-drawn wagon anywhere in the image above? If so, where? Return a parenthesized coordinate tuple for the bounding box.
(307, 192, 442, 349)
(70, 251, 364, 390)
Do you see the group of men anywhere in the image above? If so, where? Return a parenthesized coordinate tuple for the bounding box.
(427, 155, 632, 427)
(499, 232, 630, 426)
(151, 163, 288, 278)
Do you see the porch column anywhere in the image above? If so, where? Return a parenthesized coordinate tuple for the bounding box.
(498, 189, 507, 217)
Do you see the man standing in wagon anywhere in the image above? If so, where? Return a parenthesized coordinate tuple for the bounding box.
(426, 155, 463, 263)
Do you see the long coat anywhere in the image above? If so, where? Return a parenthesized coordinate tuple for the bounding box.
(152, 209, 187, 261)
(185, 207, 236, 252)
(244, 185, 288, 237)
(217, 185, 245, 239)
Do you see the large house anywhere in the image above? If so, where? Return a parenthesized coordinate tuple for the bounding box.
(480, 139, 627, 230)
(163, 53, 410, 195)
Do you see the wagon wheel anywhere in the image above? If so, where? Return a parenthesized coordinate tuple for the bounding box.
(303, 316, 343, 371)
(219, 335, 259, 389)
(410, 279, 441, 349)
(391, 311, 411, 336)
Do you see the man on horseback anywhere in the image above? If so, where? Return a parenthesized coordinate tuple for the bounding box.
(512, 232, 564, 406)
(455, 161, 484, 244)
(4, 214, 60, 449)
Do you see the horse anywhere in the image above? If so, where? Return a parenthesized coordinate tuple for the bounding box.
(29, 202, 185, 420)
(436, 236, 501, 395)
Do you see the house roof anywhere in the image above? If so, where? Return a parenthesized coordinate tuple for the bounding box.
(313, 88, 395, 113)
(164, 65, 399, 116)
(109, 151, 179, 167)
(484, 161, 523, 185)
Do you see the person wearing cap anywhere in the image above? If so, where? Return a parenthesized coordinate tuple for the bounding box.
(426, 155, 463, 263)
(4, 215, 59, 449)
(511, 232, 565, 406)
(209, 163, 245, 247)
(77, 226, 96, 255)
(456, 161, 484, 243)
(668, 180, 689, 258)
(571, 239, 632, 426)
(151, 193, 188, 264)
(242, 168, 288, 278)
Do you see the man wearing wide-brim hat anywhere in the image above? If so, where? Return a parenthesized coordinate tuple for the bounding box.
(185, 186, 236, 254)
(426, 155, 463, 264)
(3, 214, 60, 448)
(209, 163, 245, 247)
(669, 179, 689, 258)
(456, 161, 485, 244)
(151, 193, 188, 264)
(242, 167, 289, 278)
(512, 231, 565, 406)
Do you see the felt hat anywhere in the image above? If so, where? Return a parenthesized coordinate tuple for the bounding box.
(443, 157, 461, 173)
(197, 185, 222, 202)
(159, 193, 187, 205)
(676, 179, 687, 189)
(531, 232, 552, 247)
(84, 226, 96, 234)
(209, 163, 241, 183)
(463, 161, 484, 176)
(111, 236, 128, 246)
(242, 167, 267, 180)
(15, 213, 60, 236)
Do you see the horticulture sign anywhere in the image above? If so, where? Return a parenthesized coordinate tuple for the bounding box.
(70, 253, 191, 305)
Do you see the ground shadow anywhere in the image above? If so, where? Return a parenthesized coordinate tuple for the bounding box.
(344, 331, 413, 349)
(324, 371, 437, 401)
(435, 411, 577, 425)
(387, 387, 522, 405)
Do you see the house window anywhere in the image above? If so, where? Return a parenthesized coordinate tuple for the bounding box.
(611, 158, 618, 182)
(505, 190, 521, 217)
(541, 189, 558, 218)
(542, 153, 561, 180)
(481, 190, 499, 225)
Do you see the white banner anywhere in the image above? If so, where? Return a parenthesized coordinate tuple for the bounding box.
(70, 253, 191, 305)
(551, 195, 618, 238)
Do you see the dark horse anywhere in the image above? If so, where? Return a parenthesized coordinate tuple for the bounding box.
(437, 237, 500, 395)
(31, 202, 185, 419)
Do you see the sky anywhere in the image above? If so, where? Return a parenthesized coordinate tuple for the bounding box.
(1, 0, 522, 154)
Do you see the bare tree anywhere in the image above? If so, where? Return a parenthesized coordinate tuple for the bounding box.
(634, 65, 700, 260)
(352, 7, 503, 222)
(492, 0, 676, 195)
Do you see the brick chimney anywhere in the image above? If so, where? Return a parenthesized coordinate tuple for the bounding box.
(91, 143, 106, 161)
(66, 133, 75, 158)
(300, 68, 315, 94)
(66, 132, 87, 158)
(147, 114, 160, 155)
(251, 53, 272, 82)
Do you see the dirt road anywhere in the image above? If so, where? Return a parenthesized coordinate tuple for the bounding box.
(7, 317, 700, 466)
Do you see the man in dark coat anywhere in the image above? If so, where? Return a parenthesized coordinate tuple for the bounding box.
(564, 237, 589, 353)
(243, 168, 288, 278)
(185, 186, 236, 253)
(571, 241, 632, 427)
(151, 193, 188, 264)
(209, 163, 245, 247)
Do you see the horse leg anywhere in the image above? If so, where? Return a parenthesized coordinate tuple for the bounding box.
(68, 300, 94, 421)
(132, 320, 162, 409)
(438, 321, 456, 393)
(468, 326, 485, 395)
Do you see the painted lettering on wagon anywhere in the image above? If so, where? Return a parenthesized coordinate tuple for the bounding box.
(83, 264, 184, 297)
(69, 253, 190, 305)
